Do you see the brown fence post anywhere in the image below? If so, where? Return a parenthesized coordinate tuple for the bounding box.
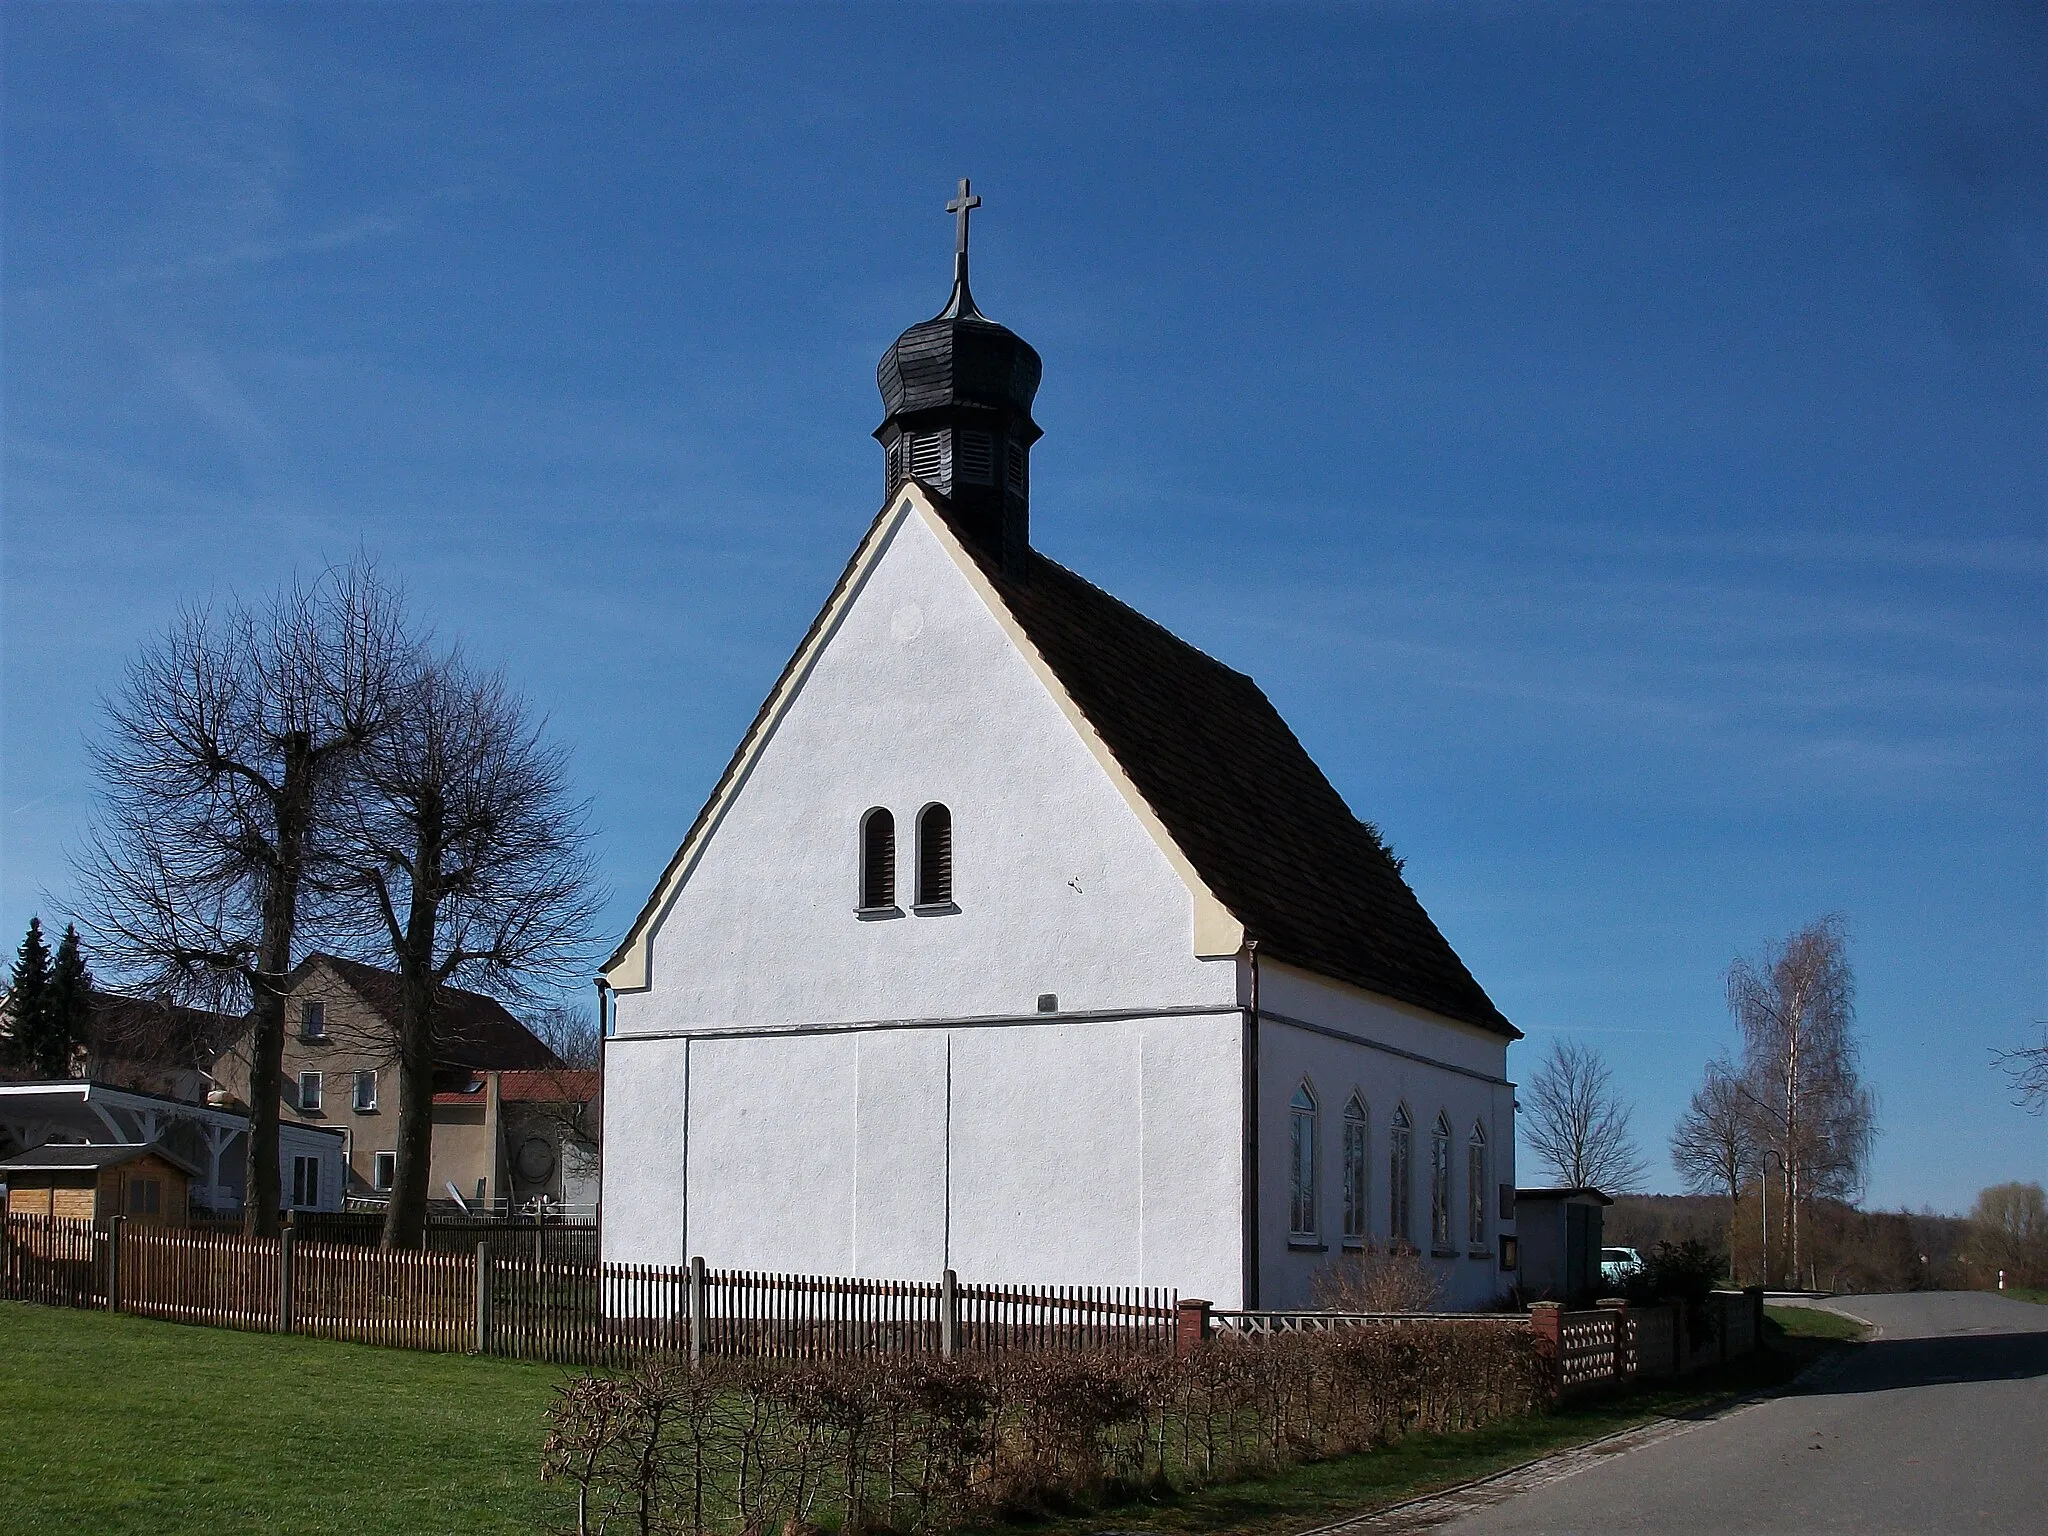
(475, 1241, 493, 1355)
(1175, 1297, 1212, 1355)
(277, 1225, 295, 1335)
(1529, 1301, 1564, 1397)
(688, 1255, 706, 1369)
(106, 1215, 124, 1314)
(941, 1268, 960, 1360)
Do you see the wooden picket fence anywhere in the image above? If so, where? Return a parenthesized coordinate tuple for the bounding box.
(0, 1214, 1176, 1365)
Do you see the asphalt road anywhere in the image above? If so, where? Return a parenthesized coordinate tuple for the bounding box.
(1427, 1290, 2048, 1535)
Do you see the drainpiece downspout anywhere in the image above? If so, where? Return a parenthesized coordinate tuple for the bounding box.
(1241, 939, 1260, 1311)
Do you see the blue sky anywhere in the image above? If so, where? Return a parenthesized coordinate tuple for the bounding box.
(3, 3, 2042, 1213)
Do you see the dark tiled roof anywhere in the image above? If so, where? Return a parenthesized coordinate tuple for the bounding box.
(956, 516, 1517, 1039)
(308, 955, 561, 1071)
(0, 1140, 201, 1177)
(498, 1069, 600, 1105)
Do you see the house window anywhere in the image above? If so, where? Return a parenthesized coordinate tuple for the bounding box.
(127, 1177, 161, 1216)
(859, 808, 897, 910)
(372, 1151, 396, 1192)
(1342, 1095, 1370, 1243)
(301, 1000, 326, 1040)
(916, 803, 953, 907)
(1468, 1123, 1489, 1247)
(1431, 1112, 1454, 1251)
(1389, 1104, 1413, 1245)
(1288, 1081, 1319, 1240)
(298, 1071, 323, 1112)
(353, 1070, 378, 1112)
(291, 1155, 320, 1209)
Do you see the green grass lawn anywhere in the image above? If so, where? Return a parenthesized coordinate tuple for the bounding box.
(0, 1301, 575, 1535)
(1, 1300, 1839, 1536)
(1997, 1285, 2048, 1306)
(1764, 1303, 1869, 1341)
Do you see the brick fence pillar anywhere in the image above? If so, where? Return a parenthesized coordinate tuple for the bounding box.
(1529, 1300, 1564, 1397)
(1176, 1297, 1212, 1354)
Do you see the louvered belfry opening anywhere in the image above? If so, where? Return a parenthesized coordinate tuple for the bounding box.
(917, 803, 953, 906)
(860, 808, 896, 910)
(876, 204, 1042, 573)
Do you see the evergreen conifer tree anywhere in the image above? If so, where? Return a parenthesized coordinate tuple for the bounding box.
(6, 917, 52, 1074)
(40, 924, 95, 1079)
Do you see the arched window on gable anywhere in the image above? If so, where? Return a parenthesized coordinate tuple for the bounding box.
(1288, 1081, 1319, 1240)
(1389, 1104, 1413, 1246)
(916, 803, 953, 908)
(1430, 1111, 1454, 1252)
(1341, 1095, 1370, 1244)
(1467, 1121, 1489, 1248)
(860, 808, 897, 911)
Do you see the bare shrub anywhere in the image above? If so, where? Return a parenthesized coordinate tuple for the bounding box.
(541, 1323, 1548, 1535)
(1311, 1243, 1446, 1313)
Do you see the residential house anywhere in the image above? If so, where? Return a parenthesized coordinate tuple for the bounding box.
(209, 954, 562, 1211)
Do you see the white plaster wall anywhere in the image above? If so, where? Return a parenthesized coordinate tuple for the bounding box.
(610, 506, 1235, 1035)
(1257, 1017, 1516, 1311)
(602, 1013, 1245, 1305)
(1256, 962, 1514, 1082)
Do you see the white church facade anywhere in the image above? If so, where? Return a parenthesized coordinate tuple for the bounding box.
(600, 189, 1520, 1310)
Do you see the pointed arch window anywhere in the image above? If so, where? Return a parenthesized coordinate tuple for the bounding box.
(1341, 1095, 1370, 1243)
(1468, 1121, 1489, 1247)
(1389, 1103, 1413, 1246)
(1430, 1111, 1454, 1252)
(916, 803, 953, 908)
(1288, 1082, 1319, 1240)
(859, 808, 897, 911)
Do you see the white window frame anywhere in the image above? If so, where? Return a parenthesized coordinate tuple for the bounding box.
(353, 1069, 378, 1112)
(298, 1070, 323, 1112)
(372, 1151, 396, 1192)
(301, 999, 326, 1040)
(1341, 1095, 1370, 1244)
(291, 1154, 320, 1209)
(1389, 1103, 1413, 1246)
(1288, 1080, 1320, 1241)
(1468, 1122, 1489, 1249)
(1430, 1111, 1454, 1252)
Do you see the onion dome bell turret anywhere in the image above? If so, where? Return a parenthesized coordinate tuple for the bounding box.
(876, 179, 1042, 571)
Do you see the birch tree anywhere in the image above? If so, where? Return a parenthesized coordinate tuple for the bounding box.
(1726, 914, 1876, 1288)
(1523, 1037, 1648, 1192)
(336, 649, 597, 1247)
(75, 561, 411, 1234)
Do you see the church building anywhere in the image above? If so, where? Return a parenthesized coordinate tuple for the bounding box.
(600, 187, 1521, 1309)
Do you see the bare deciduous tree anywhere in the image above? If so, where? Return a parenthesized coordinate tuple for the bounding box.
(1964, 1181, 2048, 1288)
(1669, 1055, 1755, 1273)
(336, 648, 598, 1247)
(1523, 1038, 1648, 1193)
(1726, 914, 1876, 1288)
(75, 561, 410, 1234)
(1992, 1027, 2048, 1113)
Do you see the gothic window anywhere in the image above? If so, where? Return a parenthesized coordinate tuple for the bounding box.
(916, 803, 953, 907)
(957, 431, 995, 485)
(1468, 1121, 1489, 1247)
(1389, 1103, 1413, 1246)
(860, 808, 896, 911)
(1342, 1095, 1370, 1243)
(1431, 1111, 1454, 1251)
(1289, 1081, 1319, 1240)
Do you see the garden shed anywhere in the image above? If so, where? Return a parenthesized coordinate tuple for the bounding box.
(1, 1142, 197, 1225)
(1514, 1186, 1611, 1305)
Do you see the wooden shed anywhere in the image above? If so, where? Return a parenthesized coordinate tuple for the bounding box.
(0, 1142, 196, 1226)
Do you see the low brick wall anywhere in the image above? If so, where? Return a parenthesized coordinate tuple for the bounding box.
(1531, 1287, 1765, 1398)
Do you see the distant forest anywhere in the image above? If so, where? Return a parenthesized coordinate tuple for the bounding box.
(1606, 1193, 1972, 1294)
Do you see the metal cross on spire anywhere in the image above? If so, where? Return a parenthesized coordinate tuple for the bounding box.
(947, 177, 981, 261)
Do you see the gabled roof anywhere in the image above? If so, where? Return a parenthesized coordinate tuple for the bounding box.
(952, 515, 1515, 1040)
(605, 488, 1515, 1039)
(294, 955, 561, 1072)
